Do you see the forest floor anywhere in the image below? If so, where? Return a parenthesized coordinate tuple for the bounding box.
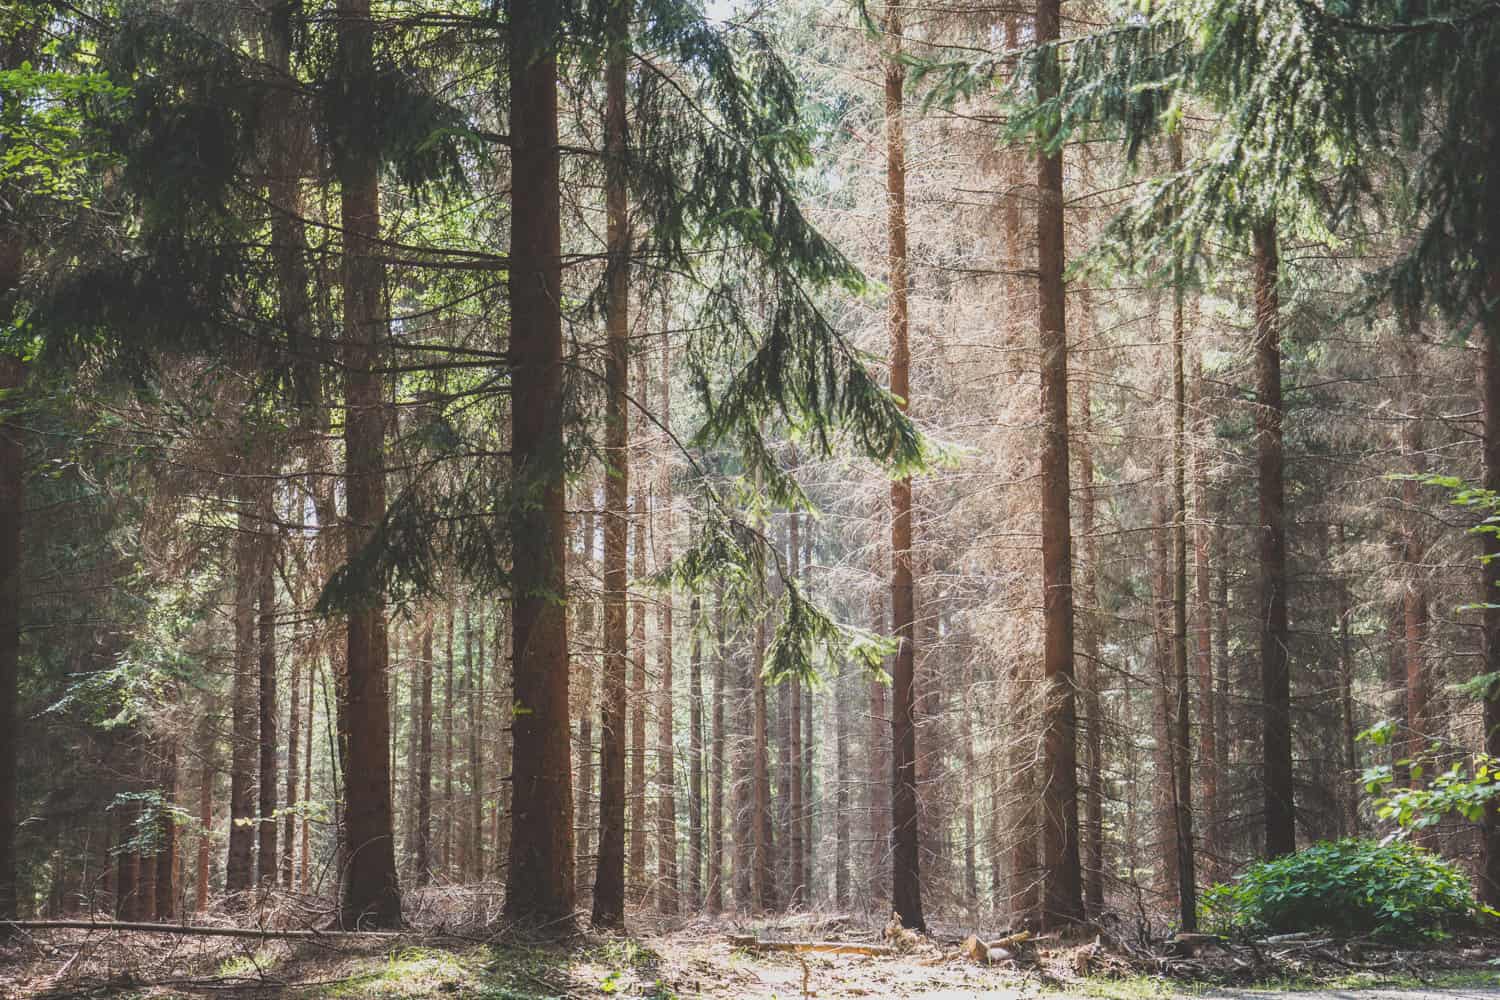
(4, 909, 1500, 1000)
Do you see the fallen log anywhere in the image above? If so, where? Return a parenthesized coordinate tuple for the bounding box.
(726, 935, 893, 957)
(5, 919, 402, 939)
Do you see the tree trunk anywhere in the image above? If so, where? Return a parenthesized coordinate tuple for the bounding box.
(835, 652, 851, 910)
(1479, 265, 1500, 905)
(630, 491, 648, 898)
(689, 596, 704, 912)
(1034, 0, 1083, 928)
(506, 0, 575, 926)
(0, 350, 20, 927)
(593, 1, 630, 926)
(302, 653, 314, 892)
(1252, 221, 1295, 859)
(1337, 524, 1360, 837)
(789, 514, 805, 910)
(656, 338, 678, 915)
(443, 605, 455, 877)
(1398, 325, 1435, 848)
(754, 597, 776, 912)
(1192, 359, 1221, 876)
(868, 592, 890, 910)
(283, 593, 301, 889)
(466, 605, 481, 881)
(155, 741, 178, 921)
(334, 0, 401, 928)
(258, 507, 279, 887)
(1170, 229, 1198, 930)
(227, 488, 259, 901)
(882, 6, 924, 934)
(708, 587, 726, 915)
(1077, 360, 1105, 917)
(415, 618, 434, 886)
(197, 710, 214, 913)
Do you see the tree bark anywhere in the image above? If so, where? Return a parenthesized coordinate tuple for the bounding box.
(1036, 0, 1083, 927)
(258, 505, 279, 887)
(443, 605, 455, 877)
(656, 337, 678, 914)
(709, 586, 726, 915)
(197, 710, 214, 913)
(1170, 227, 1198, 930)
(1192, 359, 1221, 876)
(883, 6, 925, 934)
(0, 349, 20, 927)
(227, 487, 259, 901)
(835, 652, 851, 910)
(630, 490, 648, 897)
(593, 9, 631, 926)
(789, 514, 805, 909)
(415, 618, 434, 886)
(689, 596, 704, 912)
(868, 592, 890, 910)
(1479, 265, 1500, 905)
(1252, 221, 1295, 859)
(1077, 359, 1105, 917)
(155, 741, 178, 921)
(335, 0, 401, 928)
(506, 0, 576, 926)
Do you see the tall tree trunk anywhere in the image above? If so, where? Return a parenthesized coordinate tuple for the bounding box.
(835, 651, 851, 910)
(334, 0, 401, 928)
(883, 6, 924, 934)
(197, 709, 214, 913)
(1253, 221, 1295, 859)
(689, 594, 704, 913)
(1151, 481, 1179, 902)
(754, 586, 776, 912)
(593, 0, 630, 926)
(466, 606, 482, 880)
(802, 518, 815, 898)
(789, 513, 805, 909)
(155, 741, 178, 920)
(283, 583, 301, 888)
(1192, 360, 1221, 876)
(708, 586, 726, 915)
(1337, 524, 1360, 837)
(258, 506, 279, 887)
(0, 349, 20, 928)
(1478, 265, 1500, 905)
(577, 513, 595, 894)
(506, 0, 575, 925)
(443, 606, 455, 876)
(415, 618, 434, 886)
(630, 491, 648, 897)
(1170, 227, 1198, 930)
(868, 591, 890, 910)
(1077, 357, 1105, 917)
(1398, 325, 1435, 848)
(1036, 0, 1083, 927)
(656, 339, 678, 914)
(302, 653, 315, 892)
(227, 487, 259, 901)
(732, 618, 755, 913)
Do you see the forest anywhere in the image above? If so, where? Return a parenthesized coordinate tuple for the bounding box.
(4, 0, 1500, 993)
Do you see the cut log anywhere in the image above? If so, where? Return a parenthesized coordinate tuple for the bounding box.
(1168, 931, 1224, 957)
(727, 935, 893, 957)
(960, 934, 1013, 964)
(6, 920, 402, 939)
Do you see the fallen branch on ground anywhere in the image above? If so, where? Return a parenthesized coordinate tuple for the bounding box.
(726, 935, 893, 957)
(5, 919, 403, 939)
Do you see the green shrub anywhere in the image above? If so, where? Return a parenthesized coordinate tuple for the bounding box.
(1202, 838, 1487, 939)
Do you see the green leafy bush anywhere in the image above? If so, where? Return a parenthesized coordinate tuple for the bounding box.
(1202, 838, 1487, 939)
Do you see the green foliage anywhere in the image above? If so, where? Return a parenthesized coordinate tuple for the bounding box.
(1357, 720, 1500, 829)
(1202, 839, 1488, 939)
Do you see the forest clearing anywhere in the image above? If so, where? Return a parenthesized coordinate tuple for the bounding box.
(8, 0, 1500, 996)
